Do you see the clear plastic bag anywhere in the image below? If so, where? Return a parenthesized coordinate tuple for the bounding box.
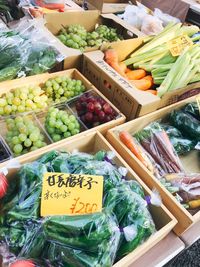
(141, 14, 164, 35)
(160, 124, 196, 155)
(162, 173, 200, 212)
(0, 150, 156, 265)
(119, 4, 163, 35)
(118, 5, 147, 30)
(0, 19, 64, 82)
(135, 122, 184, 175)
(154, 8, 180, 27)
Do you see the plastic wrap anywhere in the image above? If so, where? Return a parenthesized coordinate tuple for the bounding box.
(160, 124, 196, 155)
(135, 122, 184, 175)
(0, 20, 64, 82)
(119, 131, 164, 178)
(154, 8, 180, 27)
(169, 110, 200, 141)
(118, 4, 163, 35)
(141, 15, 163, 36)
(0, 150, 156, 265)
(162, 173, 200, 213)
(104, 181, 156, 259)
(183, 102, 200, 121)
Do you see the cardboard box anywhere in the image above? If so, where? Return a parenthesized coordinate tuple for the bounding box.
(0, 131, 176, 266)
(107, 95, 200, 235)
(86, 0, 137, 14)
(0, 69, 125, 163)
(83, 38, 200, 120)
(43, 10, 143, 69)
(65, 0, 83, 10)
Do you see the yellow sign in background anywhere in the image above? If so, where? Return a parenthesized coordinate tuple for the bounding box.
(168, 34, 193, 57)
(41, 172, 104, 216)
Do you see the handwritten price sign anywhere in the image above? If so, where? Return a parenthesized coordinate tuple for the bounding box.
(168, 35, 193, 57)
(41, 172, 103, 216)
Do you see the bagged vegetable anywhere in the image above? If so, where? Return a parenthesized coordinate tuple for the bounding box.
(141, 14, 163, 36)
(154, 8, 180, 27)
(134, 122, 184, 175)
(160, 124, 196, 154)
(169, 110, 200, 141)
(0, 20, 64, 82)
(162, 173, 200, 212)
(0, 150, 156, 266)
(183, 102, 200, 121)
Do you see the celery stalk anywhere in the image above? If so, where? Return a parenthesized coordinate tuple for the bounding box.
(184, 65, 199, 86)
(154, 51, 177, 65)
(178, 25, 199, 37)
(189, 72, 200, 83)
(157, 49, 189, 97)
(169, 57, 193, 90)
(124, 44, 167, 66)
(130, 23, 181, 57)
(153, 77, 165, 85)
(152, 70, 169, 78)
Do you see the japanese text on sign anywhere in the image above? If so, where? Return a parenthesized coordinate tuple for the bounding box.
(168, 35, 193, 57)
(41, 172, 103, 217)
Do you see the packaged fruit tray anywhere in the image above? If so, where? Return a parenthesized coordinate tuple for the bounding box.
(0, 131, 176, 267)
(0, 70, 125, 163)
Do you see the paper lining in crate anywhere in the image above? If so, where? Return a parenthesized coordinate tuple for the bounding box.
(0, 69, 125, 165)
(0, 131, 176, 267)
(107, 95, 200, 235)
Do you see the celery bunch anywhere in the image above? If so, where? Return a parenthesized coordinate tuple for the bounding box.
(124, 23, 200, 97)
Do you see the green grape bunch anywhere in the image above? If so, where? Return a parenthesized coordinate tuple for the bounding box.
(0, 86, 48, 116)
(43, 76, 86, 104)
(57, 24, 122, 51)
(5, 115, 47, 156)
(45, 107, 81, 142)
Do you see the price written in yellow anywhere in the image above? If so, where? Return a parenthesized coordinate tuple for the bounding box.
(168, 35, 193, 57)
(41, 172, 104, 216)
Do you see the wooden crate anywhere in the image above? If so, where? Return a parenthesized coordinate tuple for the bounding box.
(0, 131, 176, 267)
(107, 95, 200, 235)
(0, 69, 125, 164)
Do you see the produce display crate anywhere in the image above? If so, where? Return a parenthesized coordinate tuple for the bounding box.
(43, 10, 142, 66)
(83, 38, 200, 120)
(107, 95, 200, 235)
(0, 131, 176, 267)
(0, 69, 125, 164)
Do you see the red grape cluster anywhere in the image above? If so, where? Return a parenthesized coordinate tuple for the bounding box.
(75, 94, 116, 128)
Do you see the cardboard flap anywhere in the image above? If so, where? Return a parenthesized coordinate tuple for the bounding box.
(87, 0, 137, 11)
(87, 0, 104, 10)
(101, 13, 145, 37)
(44, 10, 101, 32)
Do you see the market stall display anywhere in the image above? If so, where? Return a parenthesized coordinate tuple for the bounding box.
(83, 25, 200, 119)
(1, 2, 200, 266)
(105, 23, 200, 96)
(0, 131, 176, 267)
(107, 95, 200, 235)
(44, 10, 139, 59)
(0, 69, 124, 161)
